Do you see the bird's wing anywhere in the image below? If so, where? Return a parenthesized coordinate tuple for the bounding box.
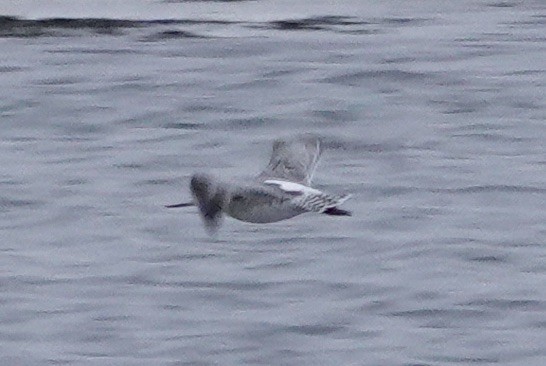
(189, 174, 225, 235)
(263, 179, 350, 214)
(256, 135, 322, 186)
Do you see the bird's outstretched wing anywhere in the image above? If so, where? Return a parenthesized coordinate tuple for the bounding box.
(263, 179, 351, 215)
(190, 174, 225, 234)
(256, 135, 322, 186)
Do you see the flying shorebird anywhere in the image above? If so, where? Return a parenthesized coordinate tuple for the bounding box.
(166, 135, 351, 234)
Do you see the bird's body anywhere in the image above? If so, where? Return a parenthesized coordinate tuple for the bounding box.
(225, 183, 305, 223)
(167, 135, 351, 233)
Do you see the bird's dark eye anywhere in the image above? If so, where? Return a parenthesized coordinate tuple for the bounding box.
(232, 195, 244, 202)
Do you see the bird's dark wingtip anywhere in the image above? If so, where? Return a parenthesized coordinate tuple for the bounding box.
(323, 207, 352, 216)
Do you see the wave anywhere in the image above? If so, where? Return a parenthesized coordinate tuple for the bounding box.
(0, 15, 427, 38)
(0, 16, 235, 38)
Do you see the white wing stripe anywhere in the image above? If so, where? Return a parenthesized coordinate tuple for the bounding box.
(263, 179, 350, 213)
(263, 180, 322, 195)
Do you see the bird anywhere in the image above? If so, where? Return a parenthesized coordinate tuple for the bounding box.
(166, 135, 351, 234)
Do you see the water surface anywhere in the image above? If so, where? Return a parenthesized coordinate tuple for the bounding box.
(1, 1, 545, 365)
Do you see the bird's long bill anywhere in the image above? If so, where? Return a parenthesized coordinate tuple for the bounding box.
(165, 202, 194, 208)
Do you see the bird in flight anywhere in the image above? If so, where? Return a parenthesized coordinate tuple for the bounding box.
(166, 135, 351, 234)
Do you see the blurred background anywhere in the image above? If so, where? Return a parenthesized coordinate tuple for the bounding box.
(1, 1, 545, 365)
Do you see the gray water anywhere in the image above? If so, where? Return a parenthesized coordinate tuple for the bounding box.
(1, 1, 546, 365)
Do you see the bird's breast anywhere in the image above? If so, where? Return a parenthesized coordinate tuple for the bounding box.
(226, 192, 303, 223)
